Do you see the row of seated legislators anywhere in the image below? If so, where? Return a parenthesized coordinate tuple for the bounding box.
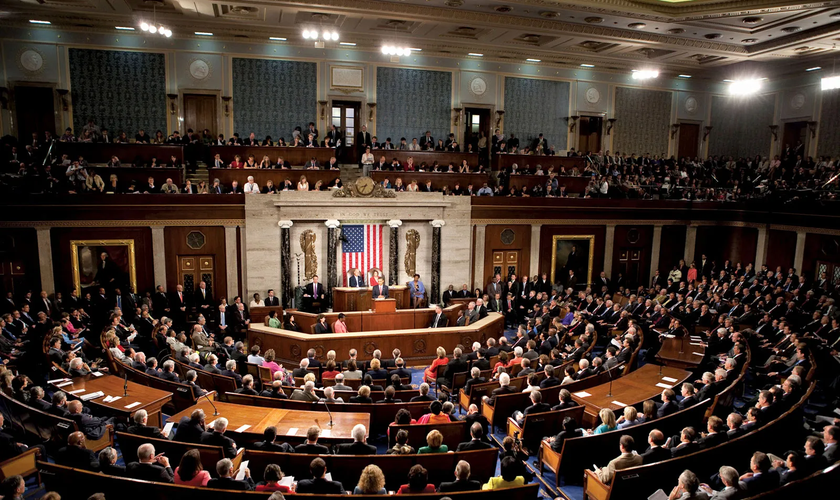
(1, 251, 838, 496)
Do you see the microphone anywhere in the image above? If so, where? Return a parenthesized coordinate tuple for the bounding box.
(606, 362, 615, 398)
(123, 368, 129, 397)
(201, 390, 220, 416)
(323, 400, 334, 427)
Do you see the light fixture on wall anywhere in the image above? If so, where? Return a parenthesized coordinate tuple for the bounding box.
(670, 123, 681, 139)
(367, 102, 376, 122)
(303, 29, 339, 48)
(807, 121, 818, 138)
(769, 125, 779, 141)
(453, 107, 462, 126)
(606, 118, 617, 135)
(167, 94, 179, 115)
(567, 115, 580, 132)
(381, 45, 414, 57)
(703, 126, 713, 142)
(728, 78, 764, 95)
(56, 89, 70, 111)
(632, 69, 659, 80)
(318, 100, 328, 121)
(495, 110, 505, 128)
(140, 4, 172, 37)
(222, 96, 232, 117)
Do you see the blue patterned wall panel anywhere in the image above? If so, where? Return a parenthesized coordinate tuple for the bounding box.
(818, 89, 840, 156)
(231, 58, 317, 139)
(376, 67, 452, 144)
(69, 49, 167, 136)
(709, 94, 774, 158)
(613, 87, 672, 155)
(503, 77, 569, 151)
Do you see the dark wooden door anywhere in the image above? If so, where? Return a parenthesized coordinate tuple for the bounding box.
(331, 101, 362, 164)
(677, 123, 699, 159)
(15, 86, 55, 143)
(183, 94, 217, 137)
(491, 250, 520, 280)
(782, 121, 808, 157)
(618, 247, 644, 289)
(578, 116, 602, 154)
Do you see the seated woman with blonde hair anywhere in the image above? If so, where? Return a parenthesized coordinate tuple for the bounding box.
(417, 429, 449, 454)
(354, 464, 387, 495)
(423, 346, 448, 383)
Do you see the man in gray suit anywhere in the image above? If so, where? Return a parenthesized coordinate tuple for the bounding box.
(699, 466, 747, 499)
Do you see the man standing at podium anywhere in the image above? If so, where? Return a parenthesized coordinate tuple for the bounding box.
(348, 269, 365, 288)
(410, 274, 426, 308)
(303, 275, 326, 312)
(372, 277, 389, 299)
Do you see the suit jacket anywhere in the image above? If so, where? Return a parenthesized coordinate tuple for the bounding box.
(597, 452, 643, 483)
(697, 432, 728, 450)
(334, 441, 377, 455)
(439, 479, 482, 493)
(372, 284, 389, 298)
(56, 445, 99, 471)
(305, 282, 325, 299)
(200, 431, 238, 458)
(127, 424, 166, 440)
(206, 476, 254, 491)
(295, 442, 330, 454)
(296, 477, 346, 494)
(656, 401, 679, 418)
(348, 276, 365, 288)
(641, 446, 671, 464)
(126, 462, 174, 483)
(487, 385, 515, 406)
(455, 440, 494, 452)
(429, 313, 449, 328)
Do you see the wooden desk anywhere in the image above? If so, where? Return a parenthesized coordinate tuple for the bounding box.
(656, 336, 706, 370)
(51, 374, 173, 427)
(166, 400, 369, 442)
(333, 286, 409, 311)
(56, 143, 184, 165)
(248, 312, 504, 366)
(372, 299, 396, 313)
(208, 146, 336, 167)
(370, 171, 490, 192)
(208, 168, 341, 191)
(491, 154, 585, 172)
(570, 364, 691, 427)
(96, 166, 184, 188)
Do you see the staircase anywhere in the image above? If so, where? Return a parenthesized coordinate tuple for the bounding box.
(340, 163, 363, 185)
(187, 162, 210, 185)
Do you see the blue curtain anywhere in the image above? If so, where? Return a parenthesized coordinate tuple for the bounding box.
(376, 67, 452, 145)
(503, 77, 569, 152)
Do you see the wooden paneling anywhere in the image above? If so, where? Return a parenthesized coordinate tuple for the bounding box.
(482, 225, 531, 285)
(164, 227, 227, 302)
(612, 225, 653, 288)
(50, 227, 154, 294)
(56, 143, 184, 164)
(766, 229, 797, 270)
(694, 226, 757, 269)
(0, 228, 40, 297)
(539, 225, 605, 287)
(657, 225, 687, 272)
(491, 154, 585, 172)
(183, 94, 218, 137)
(209, 168, 341, 191)
(803, 233, 840, 279)
(677, 123, 700, 159)
(209, 146, 335, 167)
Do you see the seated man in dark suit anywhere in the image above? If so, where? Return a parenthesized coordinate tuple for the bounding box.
(484, 373, 515, 406)
(656, 389, 679, 418)
(234, 374, 259, 396)
(206, 458, 254, 490)
(126, 409, 170, 439)
(462, 367, 486, 395)
(455, 422, 495, 451)
(126, 443, 175, 483)
(200, 417, 238, 458)
(67, 400, 113, 441)
(391, 357, 412, 381)
(295, 426, 330, 454)
(640, 430, 671, 464)
(429, 304, 449, 328)
(160, 360, 180, 382)
(173, 408, 206, 444)
(678, 382, 699, 410)
(741, 451, 780, 495)
(334, 424, 377, 455)
(296, 458, 345, 494)
(98, 446, 126, 476)
(438, 347, 469, 393)
(439, 460, 482, 492)
(539, 364, 561, 388)
(260, 380, 289, 399)
(410, 383, 435, 402)
(670, 427, 699, 458)
(221, 359, 243, 385)
(252, 426, 295, 453)
(697, 415, 729, 450)
(55, 431, 99, 471)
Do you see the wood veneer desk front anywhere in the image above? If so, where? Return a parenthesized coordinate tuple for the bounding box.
(656, 336, 707, 370)
(50, 374, 173, 427)
(248, 312, 504, 366)
(166, 400, 369, 443)
(332, 285, 409, 311)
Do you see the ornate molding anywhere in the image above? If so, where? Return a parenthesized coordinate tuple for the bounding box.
(278, 220, 294, 229)
(324, 219, 341, 229)
(430, 219, 446, 228)
(332, 177, 396, 198)
(0, 219, 245, 228)
(387, 219, 403, 228)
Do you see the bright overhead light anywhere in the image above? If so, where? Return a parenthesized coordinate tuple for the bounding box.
(140, 22, 149, 31)
(806, 66, 821, 72)
(722, 79, 733, 82)
(340, 42, 356, 46)
(527, 58, 541, 62)
(678, 74, 692, 78)
(822, 76, 840, 90)
(382, 45, 412, 56)
(468, 53, 483, 57)
(164, 29, 172, 37)
(302, 30, 311, 39)
(269, 37, 286, 41)
(149, 25, 157, 34)
(29, 20, 51, 25)
(580, 63, 594, 68)
(632, 70, 659, 80)
(728, 79, 764, 95)
(408, 47, 421, 51)
(115, 26, 135, 31)
(194, 32, 213, 36)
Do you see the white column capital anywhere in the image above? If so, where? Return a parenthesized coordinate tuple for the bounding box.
(387, 219, 403, 228)
(430, 219, 446, 228)
(278, 220, 294, 229)
(325, 219, 341, 229)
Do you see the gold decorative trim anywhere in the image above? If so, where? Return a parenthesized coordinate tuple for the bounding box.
(551, 235, 595, 286)
(0, 220, 245, 228)
(71, 239, 137, 295)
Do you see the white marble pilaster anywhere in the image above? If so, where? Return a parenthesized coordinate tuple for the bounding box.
(225, 225, 239, 300)
(473, 223, 487, 290)
(650, 225, 663, 282)
(36, 227, 55, 294)
(793, 230, 807, 275)
(529, 224, 542, 276)
(684, 225, 697, 262)
(755, 227, 769, 268)
(151, 227, 167, 289)
(603, 224, 616, 276)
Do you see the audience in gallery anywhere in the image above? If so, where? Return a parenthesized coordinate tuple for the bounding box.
(1, 250, 839, 499)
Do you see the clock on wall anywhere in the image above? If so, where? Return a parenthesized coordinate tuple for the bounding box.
(469, 77, 488, 97)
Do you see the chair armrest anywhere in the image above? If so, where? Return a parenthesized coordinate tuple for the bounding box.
(583, 468, 611, 500)
(0, 447, 41, 481)
(506, 417, 522, 438)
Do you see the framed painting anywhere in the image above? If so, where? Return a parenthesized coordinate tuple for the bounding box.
(550, 235, 594, 289)
(70, 239, 137, 294)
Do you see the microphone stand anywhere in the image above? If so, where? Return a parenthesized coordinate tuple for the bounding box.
(123, 369, 129, 397)
(201, 391, 220, 416)
(605, 364, 614, 398)
(323, 401, 335, 427)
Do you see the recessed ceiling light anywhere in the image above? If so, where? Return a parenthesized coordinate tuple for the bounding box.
(678, 74, 692, 78)
(115, 26, 135, 31)
(723, 79, 734, 82)
(409, 48, 421, 51)
(29, 20, 51, 24)
(269, 37, 286, 41)
(580, 63, 595, 68)
(806, 66, 821, 71)
(526, 58, 541, 62)
(822, 76, 840, 90)
(194, 32, 213, 36)
(468, 53, 484, 57)
(339, 42, 356, 46)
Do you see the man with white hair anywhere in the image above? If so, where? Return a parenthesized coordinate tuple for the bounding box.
(235, 374, 259, 396)
(332, 372, 351, 391)
(319, 386, 344, 403)
(291, 380, 319, 402)
(243, 176, 259, 194)
(200, 417, 238, 458)
(132, 351, 147, 371)
(335, 424, 376, 455)
(125, 443, 174, 482)
(127, 409, 170, 439)
(293, 357, 310, 378)
(221, 359, 243, 384)
(475, 298, 488, 319)
(409, 382, 435, 402)
(187, 352, 203, 371)
(160, 359, 180, 382)
(440, 460, 482, 492)
(484, 373, 514, 406)
(207, 458, 254, 490)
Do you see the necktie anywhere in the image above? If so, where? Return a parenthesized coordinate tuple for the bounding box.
(117, 297, 121, 309)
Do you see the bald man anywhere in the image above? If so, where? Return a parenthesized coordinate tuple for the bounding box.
(67, 400, 113, 440)
(55, 431, 99, 471)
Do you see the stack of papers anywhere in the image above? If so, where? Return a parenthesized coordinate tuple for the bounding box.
(102, 395, 122, 403)
(573, 391, 592, 398)
(233, 424, 251, 433)
(286, 427, 299, 436)
(661, 377, 678, 383)
(48, 378, 70, 384)
(655, 382, 673, 389)
(80, 391, 105, 401)
(611, 401, 627, 407)
(124, 402, 141, 409)
(55, 381, 74, 388)
(67, 389, 85, 395)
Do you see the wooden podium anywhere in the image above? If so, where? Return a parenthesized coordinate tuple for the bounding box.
(372, 298, 397, 313)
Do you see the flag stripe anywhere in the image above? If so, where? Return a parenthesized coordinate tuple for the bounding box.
(341, 224, 383, 286)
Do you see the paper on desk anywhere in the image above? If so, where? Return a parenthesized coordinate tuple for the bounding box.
(320, 429, 332, 437)
(692, 352, 704, 356)
(55, 381, 74, 388)
(103, 395, 122, 403)
(235, 461, 249, 481)
(124, 402, 141, 409)
(611, 401, 627, 407)
(661, 377, 678, 383)
(286, 427, 299, 436)
(48, 378, 69, 384)
(662, 334, 675, 339)
(574, 391, 592, 398)
(690, 342, 704, 346)
(234, 424, 251, 433)
(92, 371, 105, 377)
(68, 389, 85, 395)
(655, 383, 673, 389)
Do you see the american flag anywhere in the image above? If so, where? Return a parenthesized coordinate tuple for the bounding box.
(342, 224, 383, 285)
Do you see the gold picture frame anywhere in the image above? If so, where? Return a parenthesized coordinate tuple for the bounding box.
(70, 239, 137, 294)
(550, 235, 595, 288)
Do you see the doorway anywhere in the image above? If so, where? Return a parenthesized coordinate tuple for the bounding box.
(331, 100, 362, 164)
(617, 248, 645, 289)
(178, 255, 215, 298)
(183, 94, 218, 138)
(782, 121, 808, 160)
(465, 107, 491, 162)
(491, 250, 521, 280)
(677, 123, 700, 159)
(578, 116, 602, 154)
(14, 85, 55, 143)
